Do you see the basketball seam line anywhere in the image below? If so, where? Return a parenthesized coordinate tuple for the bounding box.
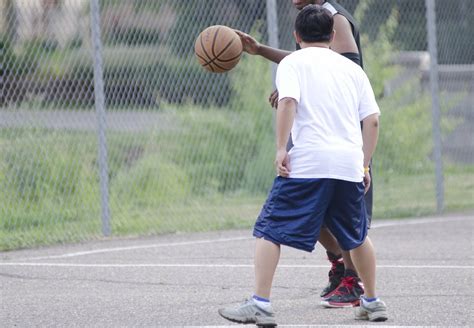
(199, 31, 215, 72)
(198, 27, 240, 71)
(209, 28, 239, 69)
(208, 27, 228, 70)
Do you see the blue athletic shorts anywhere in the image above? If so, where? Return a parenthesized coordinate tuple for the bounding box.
(253, 177, 368, 252)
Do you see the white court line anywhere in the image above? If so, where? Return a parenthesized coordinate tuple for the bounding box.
(0, 262, 472, 269)
(371, 215, 472, 228)
(14, 236, 252, 261)
(184, 324, 469, 328)
(6, 215, 473, 262)
(185, 326, 467, 328)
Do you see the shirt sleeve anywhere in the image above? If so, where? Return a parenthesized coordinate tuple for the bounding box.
(276, 59, 300, 103)
(358, 72, 380, 121)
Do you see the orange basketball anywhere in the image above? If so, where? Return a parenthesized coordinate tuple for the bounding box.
(194, 25, 243, 73)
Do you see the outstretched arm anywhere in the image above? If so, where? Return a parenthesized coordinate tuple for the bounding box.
(234, 30, 291, 64)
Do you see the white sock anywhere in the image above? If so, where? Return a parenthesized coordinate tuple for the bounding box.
(252, 295, 272, 311)
(362, 296, 379, 306)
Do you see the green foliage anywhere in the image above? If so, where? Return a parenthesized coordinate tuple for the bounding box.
(0, 129, 100, 249)
(358, 1, 427, 173)
(1, 5, 472, 251)
(168, 1, 264, 57)
(357, 1, 464, 175)
(230, 54, 275, 193)
(115, 157, 189, 204)
(351, 0, 473, 64)
(1, 38, 44, 106)
(375, 81, 434, 174)
(153, 48, 274, 195)
(226, 23, 276, 193)
(19, 46, 233, 108)
(1, 130, 97, 205)
(243, 130, 275, 194)
(356, 2, 399, 99)
(161, 106, 257, 194)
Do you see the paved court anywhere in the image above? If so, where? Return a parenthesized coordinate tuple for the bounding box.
(1, 212, 473, 327)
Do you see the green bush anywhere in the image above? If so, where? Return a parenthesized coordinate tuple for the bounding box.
(31, 46, 234, 108)
(375, 83, 434, 174)
(1, 38, 43, 106)
(358, 2, 462, 175)
(161, 107, 257, 194)
(155, 52, 274, 195)
(111, 154, 190, 207)
(0, 129, 100, 245)
(230, 52, 275, 193)
(1, 130, 96, 204)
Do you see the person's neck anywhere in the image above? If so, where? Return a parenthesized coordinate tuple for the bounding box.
(299, 41, 330, 49)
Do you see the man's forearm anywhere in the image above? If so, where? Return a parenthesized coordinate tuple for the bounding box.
(276, 98, 296, 149)
(362, 114, 379, 167)
(257, 45, 292, 64)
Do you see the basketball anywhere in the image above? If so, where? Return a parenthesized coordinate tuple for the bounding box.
(194, 25, 243, 73)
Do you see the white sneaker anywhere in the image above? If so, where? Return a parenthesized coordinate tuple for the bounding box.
(218, 298, 277, 326)
(355, 297, 388, 322)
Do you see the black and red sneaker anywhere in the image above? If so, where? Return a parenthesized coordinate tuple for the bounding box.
(320, 275, 364, 308)
(319, 253, 345, 298)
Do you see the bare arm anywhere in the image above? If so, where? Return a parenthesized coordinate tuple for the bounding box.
(361, 113, 379, 192)
(234, 30, 291, 64)
(362, 114, 379, 167)
(331, 14, 359, 54)
(275, 98, 297, 177)
(257, 44, 292, 64)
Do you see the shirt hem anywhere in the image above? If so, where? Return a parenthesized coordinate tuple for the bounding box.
(287, 174, 363, 182)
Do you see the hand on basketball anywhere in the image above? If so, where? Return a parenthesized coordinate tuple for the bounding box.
(234, 30, 260, 55)
(363, 171, 371, 194)
(275, 149, 291, 177)
(269, 89, 279, 109)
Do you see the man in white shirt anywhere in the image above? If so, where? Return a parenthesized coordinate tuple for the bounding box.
(219, 5, 387, 325)
(236, 0, 372, 307)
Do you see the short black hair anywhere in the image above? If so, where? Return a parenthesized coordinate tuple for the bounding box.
(295, 4, 334, 43)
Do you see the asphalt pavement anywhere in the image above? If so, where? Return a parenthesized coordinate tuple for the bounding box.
(1, 212, 473, 327)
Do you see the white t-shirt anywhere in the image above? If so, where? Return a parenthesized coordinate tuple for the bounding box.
(276, 47, 380, 182)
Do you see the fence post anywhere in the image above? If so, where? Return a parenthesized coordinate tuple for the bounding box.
(425, 0, 444, 213)
(90, 0, 111, 236)
(266, 0, 279, 85)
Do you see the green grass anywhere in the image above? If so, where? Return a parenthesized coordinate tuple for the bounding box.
(0, 216, 102, 251)
(2, 159, 472, 251)
(111, 195, 265, 236)
(1, 110, 473, 251)
(1, 110, 472, 251)
(374, 169, 474, 218)
(0, 193, 264, 251)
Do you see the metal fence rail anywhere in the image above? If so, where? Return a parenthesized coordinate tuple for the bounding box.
(1, 0, 472, 250)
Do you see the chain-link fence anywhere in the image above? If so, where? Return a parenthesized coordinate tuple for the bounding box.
(1, 0, 473, 250)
